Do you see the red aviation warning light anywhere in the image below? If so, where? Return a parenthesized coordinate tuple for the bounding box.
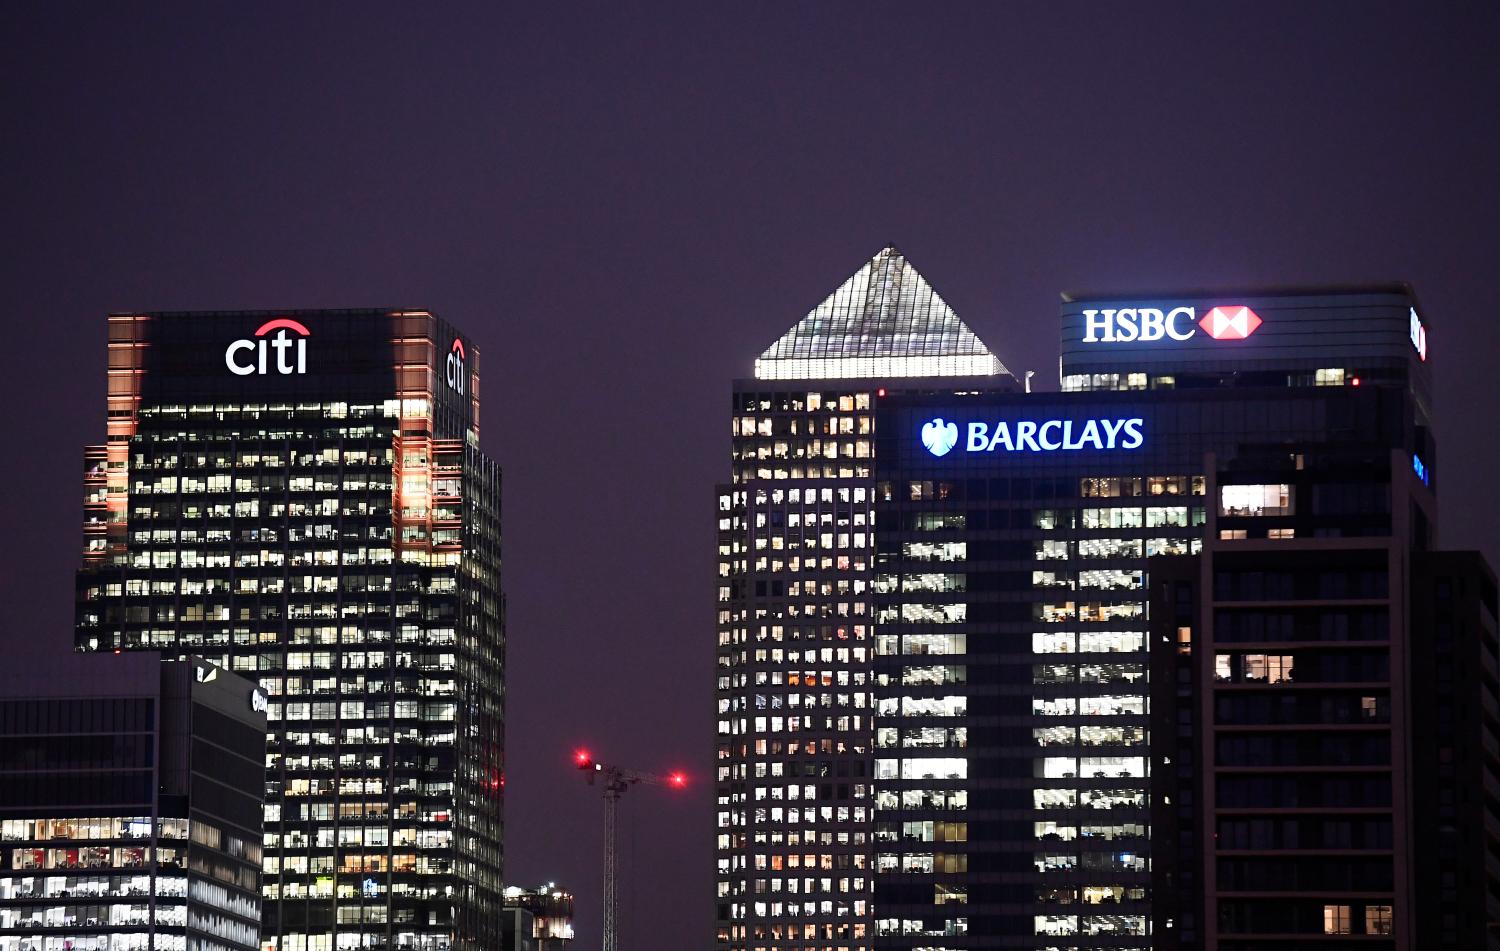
(574, 749, 594, 770)
(1198, 305, 1262, 340)
(668, 772, 687, 789)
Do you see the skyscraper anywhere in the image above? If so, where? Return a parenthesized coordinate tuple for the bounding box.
(1151, 540, 1500, 948)
(715, 248, 1015, 951)
(716, 248, 1470, 949)
(0, 655, 266, 951)
(75, 310, 504, 951)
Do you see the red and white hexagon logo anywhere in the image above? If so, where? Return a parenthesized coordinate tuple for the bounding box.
(1198, 306, 1262, 340)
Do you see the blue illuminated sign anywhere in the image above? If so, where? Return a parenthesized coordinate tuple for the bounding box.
(921, 419, 959, 457)
(920, 417, 1145, 456)
(1413, 453, 1430, 486)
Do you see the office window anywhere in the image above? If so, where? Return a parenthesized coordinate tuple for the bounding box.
(1324, 904, 1352, 935)
(1220, 484, 1294, 517)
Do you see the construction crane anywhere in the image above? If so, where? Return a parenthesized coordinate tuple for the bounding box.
(574, 749, 685, 951)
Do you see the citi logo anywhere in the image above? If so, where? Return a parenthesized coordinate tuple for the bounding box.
(445, 338, 467, 395)
(225, 318, 309, 376)
(921, 418, 959, 457)
(1082, 305, 1262, 343)
(1409, 308, 1427, 361)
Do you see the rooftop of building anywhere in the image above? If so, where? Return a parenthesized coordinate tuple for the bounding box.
(754, 246, 1013, 381)
(1061, 281, 1419, 308)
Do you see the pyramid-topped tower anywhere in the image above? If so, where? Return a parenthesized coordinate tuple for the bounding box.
(753, 245, 1011, 380)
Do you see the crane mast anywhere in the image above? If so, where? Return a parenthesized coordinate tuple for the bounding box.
(575, 751, 684, 951)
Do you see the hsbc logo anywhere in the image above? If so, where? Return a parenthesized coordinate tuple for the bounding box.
(445, 338, 466, 395)
(225, 318, 309, 375)
(1082, 305, 1263, 343)
(1199, 305, 1262, 340)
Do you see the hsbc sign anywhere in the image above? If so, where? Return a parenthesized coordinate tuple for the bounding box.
(1082, 305, 1263, 343)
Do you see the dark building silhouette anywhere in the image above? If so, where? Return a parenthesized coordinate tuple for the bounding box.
(0, 656, 266, 951)
(1151, 540, 1500, 948)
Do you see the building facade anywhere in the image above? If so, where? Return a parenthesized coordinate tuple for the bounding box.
(715, 248, 1014, 951)
(74, 310, 505, 951)
(1408, 552, 1500, 948)
(716, 248, 1459, 950)
(0, 656, 266, 951)
(501, 884, 573, 951)
(1150, 545, 1500, 949)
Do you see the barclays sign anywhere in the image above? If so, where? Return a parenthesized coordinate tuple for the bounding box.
(921, 416, 1145, 457)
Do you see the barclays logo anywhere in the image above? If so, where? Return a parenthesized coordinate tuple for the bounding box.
(921, 418, 959, 457)
(919, 415, 1146, 457)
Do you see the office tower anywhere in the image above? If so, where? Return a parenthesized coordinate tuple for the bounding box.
(715, 247, 1016, 951)
(74, 311, 505, 951)
(1151, 543, 1500, 951)
(1151, 541, 1500, 950)
(1408, 552, 1500, 949)
(717, 248, 1447, 950)
(0, 655, 266, 951)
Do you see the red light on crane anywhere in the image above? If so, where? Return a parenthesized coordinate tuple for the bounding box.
(575, 750, 686, 949)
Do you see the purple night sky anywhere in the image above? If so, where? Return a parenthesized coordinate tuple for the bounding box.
(6, 3, 1500, 946)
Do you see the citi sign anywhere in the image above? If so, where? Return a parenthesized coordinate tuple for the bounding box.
(921, 416, 1145, 457)
(1082, 305, 1262, 343)
(225, 318, 309, 376)
(446, 338, 467, 395)
(1409, 308, 1428, 361)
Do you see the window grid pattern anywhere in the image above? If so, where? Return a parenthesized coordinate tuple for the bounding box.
(74, 312, 504, 951)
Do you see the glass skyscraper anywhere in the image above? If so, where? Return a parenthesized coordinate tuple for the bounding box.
(715, 248, 1015, 951)
(715, 249, 1447, 950)
(74, 310, 504, 951)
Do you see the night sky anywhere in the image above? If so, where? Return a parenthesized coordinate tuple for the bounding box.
(6, 3, 1500, 947)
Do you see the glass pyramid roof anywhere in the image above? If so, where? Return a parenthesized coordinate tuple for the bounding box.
(754, 246, 1010, 380)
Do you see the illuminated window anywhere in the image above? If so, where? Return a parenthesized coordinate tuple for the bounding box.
(1220, 484, 1294, 517)
(1365, 904, 1392, 935)
(1323, 904, 1352, 934)
(1033, 631, 1075, 654)
(1035, 540, 1071, 561)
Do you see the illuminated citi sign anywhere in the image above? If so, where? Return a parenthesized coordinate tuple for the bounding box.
(1082, 305, 1262, 343)
(225, 318, 309, 376)
(1409, 308, 1428, 361)
(446, 338, 467, 395)
(921, 416, 1145, 457)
